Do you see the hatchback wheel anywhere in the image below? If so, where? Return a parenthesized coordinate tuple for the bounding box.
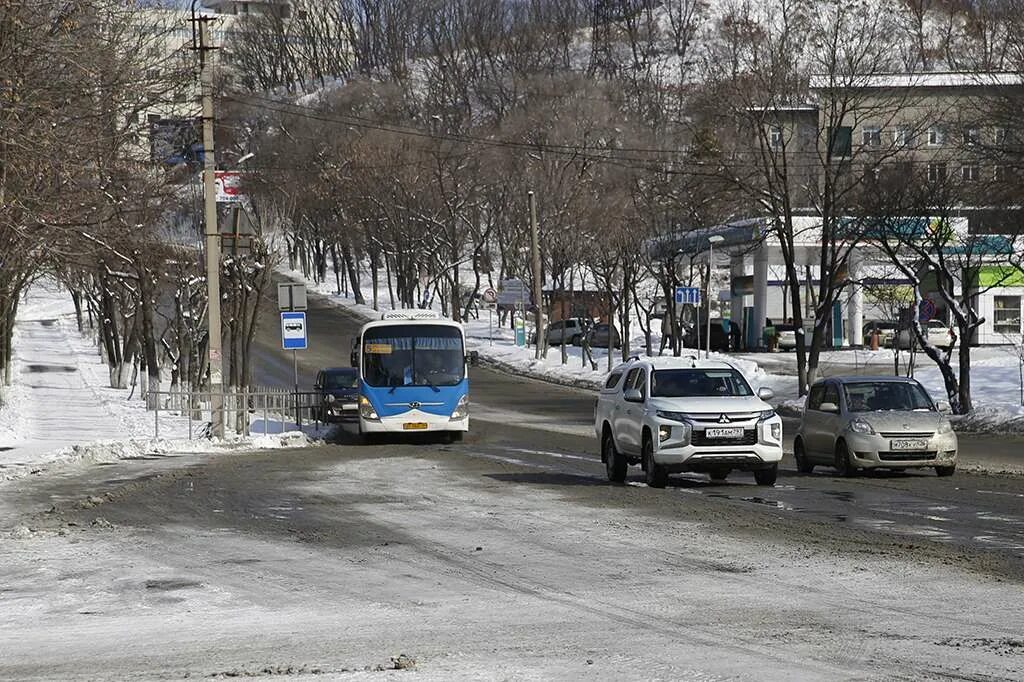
(794, 439, 814, 474)
(935, 464, 956, 477)
(834, 441, 857, 478)
(643, 436, 668, 488)
(603, 431, 627, 483)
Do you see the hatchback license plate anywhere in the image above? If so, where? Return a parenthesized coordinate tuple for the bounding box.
(705, 427, 743, 439)
(403, 422, 429, 431)
(890, 439, 928, 450)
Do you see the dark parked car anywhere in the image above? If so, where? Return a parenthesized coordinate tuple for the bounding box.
(314, 367, 360, 423)
(682, 318, 738, 352)
(577, 322, 621, 349)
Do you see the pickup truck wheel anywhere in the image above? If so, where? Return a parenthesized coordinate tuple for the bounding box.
(794, 439, 814, 474)
(603, 431, 627, 483)
(643, 436, 668, 489)
(754, 464, 778, 486)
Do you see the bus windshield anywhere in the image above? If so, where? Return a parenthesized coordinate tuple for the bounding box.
(362, 324, 465, 388)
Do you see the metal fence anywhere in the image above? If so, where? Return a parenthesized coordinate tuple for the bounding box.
(145, 386, 327, 439)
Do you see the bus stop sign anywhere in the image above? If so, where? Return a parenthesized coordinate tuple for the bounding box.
(281, 312, 308, 350)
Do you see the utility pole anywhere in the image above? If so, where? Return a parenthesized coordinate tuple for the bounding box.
(195, 15, 224, 438)
(528, 191, 544, 360)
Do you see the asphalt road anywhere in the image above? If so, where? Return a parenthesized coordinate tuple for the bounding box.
(3, 285, 1024, 678)
(248, 283, 1024, 570)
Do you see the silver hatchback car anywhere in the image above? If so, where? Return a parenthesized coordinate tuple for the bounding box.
(795, 377, 958, 477)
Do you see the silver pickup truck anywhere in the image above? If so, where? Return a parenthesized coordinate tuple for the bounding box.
(594, 355, 783, 487)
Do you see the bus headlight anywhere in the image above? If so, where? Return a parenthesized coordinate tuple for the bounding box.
(359, 396, 379, 421)
(450, 395, 469, 421)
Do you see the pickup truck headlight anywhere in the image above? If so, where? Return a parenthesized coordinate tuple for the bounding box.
(849, 417, 875, 435)
(450, 395, 469, 421)
(656, 410, 688, 422)
(758, 409, 776, 421)
(359, 396, 379, 421)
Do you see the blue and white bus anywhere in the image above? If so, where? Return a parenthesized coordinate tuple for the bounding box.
(353, 310, 474, 441)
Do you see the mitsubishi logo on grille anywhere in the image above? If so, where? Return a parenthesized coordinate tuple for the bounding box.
(409, 401, 422, 409)
(718, 414, 731, 424)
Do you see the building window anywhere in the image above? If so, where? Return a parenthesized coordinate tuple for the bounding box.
(994, 127, 1008, 145)
(829, 126, 852, 157)
(769, 126, 783, 151)
(147, 68, 160, 81)
(927, 162, 947, 182)
(928, 126, 945, 146)
(862, 126, 881, 147)
(994, 296, 1021, 336)
(963, 128, 980, 146)
(894, 126, 912, 147)
(962, 164, 979, 181)
(995, 165, 1010, 182)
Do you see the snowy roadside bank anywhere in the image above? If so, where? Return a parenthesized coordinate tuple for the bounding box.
(0, 281, 320, 485)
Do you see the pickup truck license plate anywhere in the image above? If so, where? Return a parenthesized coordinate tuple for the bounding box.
(403, 422, 429, 430)
(705, 427, 743, 439)
(890, 439, 928, 450)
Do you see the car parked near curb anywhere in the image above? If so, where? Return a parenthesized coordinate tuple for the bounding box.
(313, 367, 361, 423)
(594, 355, 783, 487)
(794, 376, 957, 477)
(895, 320, 954, 350)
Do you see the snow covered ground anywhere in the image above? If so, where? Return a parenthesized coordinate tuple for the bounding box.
(0, 281, 316, 484)
(281, 266, 1024, 433)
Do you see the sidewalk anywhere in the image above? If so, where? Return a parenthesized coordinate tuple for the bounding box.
(0, 282, 184, 481)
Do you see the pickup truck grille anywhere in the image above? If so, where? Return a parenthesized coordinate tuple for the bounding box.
(691, 429, 758, 446)
(687, 413, 759, 424)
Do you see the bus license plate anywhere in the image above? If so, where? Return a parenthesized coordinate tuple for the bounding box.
(705, 427, 743, 439)
(891, 439, 927, 450)
(403, 422, 429, 431)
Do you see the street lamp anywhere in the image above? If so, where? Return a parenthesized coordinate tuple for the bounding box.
(706, 235, 725, 359)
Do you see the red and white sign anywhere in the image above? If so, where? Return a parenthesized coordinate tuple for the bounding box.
(213, 170, 244, 202)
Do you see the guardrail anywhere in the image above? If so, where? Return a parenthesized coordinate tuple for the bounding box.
(145, 387, 328, 439)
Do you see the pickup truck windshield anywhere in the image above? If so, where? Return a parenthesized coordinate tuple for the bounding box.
(651, 368, 753, 398)
(362, 324, 465, 388)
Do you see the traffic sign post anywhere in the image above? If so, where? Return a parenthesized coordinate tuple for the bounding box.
(482, 287, 498, 346)
(675, 286, 701, 306)
(278, 282, 307, 311)
(281, 310, 307, 428)
(919, 298, 936, 323)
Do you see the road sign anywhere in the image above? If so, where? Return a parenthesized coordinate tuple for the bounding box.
(482, 287, 498, 304)
(278, 283, 307, 311)
(213, 170, 244, 202)
(675, 286, 701, 305)
(919, 298, 936, 322)
(497, 278, 529, 307)
(281, 312, 308, 350)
